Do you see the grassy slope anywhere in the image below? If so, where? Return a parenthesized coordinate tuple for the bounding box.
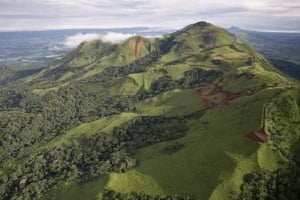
(54, 176, 109, 200)
(42, 112, 139, 149)
(26, 36, 158, 95)
(110, 88, 279, 200)
(48, 75, 298, 200)
(58, 86, 291, 200)
(136, 88, 203, 116)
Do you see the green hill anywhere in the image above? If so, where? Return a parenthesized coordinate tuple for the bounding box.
(229, 28, 300, 80)
(0, 22, 299, 200)
(0, 66, 42, 86)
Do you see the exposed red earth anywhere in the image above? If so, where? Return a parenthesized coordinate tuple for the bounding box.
(206, 85, 223, 96)
(133, 36, 142, 59)
(196, 75, 268, 144)
(203, 31, 216, 49)
(247, 102, 268, 143)
(197, 89, 215, 109)
(196, 69, 264, 110)
(247, 128, 267, 143)
(247, 84, 299, 144)
(219, 90, 244, 104)
(196, 76, 245, 109)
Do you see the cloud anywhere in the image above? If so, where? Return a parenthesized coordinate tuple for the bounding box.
(100, 32, 137, 44)
(64, 33, 101, 48)
(49, 32, 138, 51)
(0, 0, 300, 31)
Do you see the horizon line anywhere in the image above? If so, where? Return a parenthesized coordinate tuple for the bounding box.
(0, 26, 175, 33)
(0, 26, 299, 34)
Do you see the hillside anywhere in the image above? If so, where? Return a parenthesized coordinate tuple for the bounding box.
(0, 66, 42, 86)
(229, 27, 300, 80)
(0, 22, 300, 200)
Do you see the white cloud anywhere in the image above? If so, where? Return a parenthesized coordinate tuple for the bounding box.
(144, 35, 163, 39)
(48, 32, 165, 51)
(0, 0, 299, 31)
(64, 33, 101, 48)
(48, 32, 137, 51)
(100, 32, 136, 44)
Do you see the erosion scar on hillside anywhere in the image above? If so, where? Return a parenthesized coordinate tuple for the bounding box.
(196, 75, 264, 110)
(247, 104, 268, 143)
(133, 36, 143, 59)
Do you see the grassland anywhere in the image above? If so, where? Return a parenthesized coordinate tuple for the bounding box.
(42, 112, 139, 149)
(110, 88, 280, 200)
(136, 88, 203, 116)
(53, 85, 291, 200)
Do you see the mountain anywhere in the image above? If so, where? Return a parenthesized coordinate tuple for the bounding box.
(229, 27, 300, 80)
(0, 22, 299, 200)
(0, 28, 170, 69)
(227, 26, 244, 33)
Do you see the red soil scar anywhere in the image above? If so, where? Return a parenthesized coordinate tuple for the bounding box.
(196, 76, 259, 109)
(247, 104, 268, 143)
(134, 36, 142, 59)
(196, 76, 267, 143)
(197, 89, 215, 109)
(247, 128, 267, 143)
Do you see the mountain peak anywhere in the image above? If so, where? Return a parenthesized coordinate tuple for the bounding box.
(227, 26, 244, 33)
(193, 21, 211, 27)
(175, 21, 212, 33)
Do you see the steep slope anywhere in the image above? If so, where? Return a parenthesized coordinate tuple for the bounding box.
(0, 22, 299, 200)
(0, 66, 42, 86)
(27, 35, 159, 87)
(229, 28, 300, 80)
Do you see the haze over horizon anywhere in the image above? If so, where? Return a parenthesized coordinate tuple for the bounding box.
(0, 0, 299, 32)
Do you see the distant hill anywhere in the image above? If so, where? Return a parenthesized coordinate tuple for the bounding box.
(0, 27, 171, 69)
(229, 27, 300, 80)
(0, 22, 299, 200)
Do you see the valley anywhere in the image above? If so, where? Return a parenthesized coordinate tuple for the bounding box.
(229, 27, 300, 80)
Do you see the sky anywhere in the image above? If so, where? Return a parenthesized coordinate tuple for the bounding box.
(0, 0, 299, 32)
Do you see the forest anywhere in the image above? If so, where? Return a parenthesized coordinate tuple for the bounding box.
(0, 53, 208, 199)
